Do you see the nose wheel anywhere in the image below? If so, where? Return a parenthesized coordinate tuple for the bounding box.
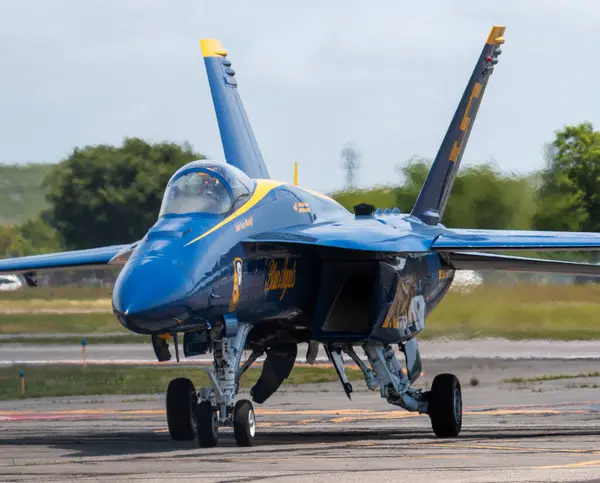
(233, 399, 256, 447)
(196, 400, 219, 448)
(194, 399, 256, 447)
(166, 377, 197, 441)
(428, 373, 462, 438)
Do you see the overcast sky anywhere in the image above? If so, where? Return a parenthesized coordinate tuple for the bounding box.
(1, 0, 599, 192)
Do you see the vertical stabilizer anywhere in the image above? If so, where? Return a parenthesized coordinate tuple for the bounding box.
(200, 39, 270, 179)
(411, 26, 505, 225)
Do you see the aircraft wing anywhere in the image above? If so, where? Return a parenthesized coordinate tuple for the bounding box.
(446, 251, 600, 277)
(248, 223, 600, 276)
(246, 220, 435, 252)
(0, 243, 137, 276)
(432, 228, 600, 252)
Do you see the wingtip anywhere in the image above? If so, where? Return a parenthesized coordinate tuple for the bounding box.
(486, 25, 506, 45)
(200, 38, 228, 57)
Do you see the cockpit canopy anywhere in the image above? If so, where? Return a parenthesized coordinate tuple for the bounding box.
(159, 161, 256, 217)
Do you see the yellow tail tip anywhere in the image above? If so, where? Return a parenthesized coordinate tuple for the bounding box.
(486, 26, 506, 45)
(200, 39, 228, 57)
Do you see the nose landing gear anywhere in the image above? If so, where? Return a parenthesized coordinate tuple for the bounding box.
(233, 399, 256, 447)
(196, 400, 219, 447)
(193, 398, 256, 447)
(166, 319, 256, 448)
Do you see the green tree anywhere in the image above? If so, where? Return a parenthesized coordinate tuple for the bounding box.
(43, 138, 205, 249)
(0, 219, 63, 258)
(0, 226, 27, 257)
(395, 156, 430, 212)
(395, 157, 535, 229)
(18, 218, 63, 255)
(533, 122, 600, 232)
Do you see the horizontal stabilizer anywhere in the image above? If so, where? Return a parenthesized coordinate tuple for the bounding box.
(433, 228, 600, 252)
(448, 251, 600, 277)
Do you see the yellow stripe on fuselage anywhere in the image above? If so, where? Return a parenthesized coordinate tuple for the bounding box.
(185, 179, 283, 246)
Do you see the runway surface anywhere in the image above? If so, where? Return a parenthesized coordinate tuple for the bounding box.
(2, 338, 600, 365)
(1, 359, 600, 482)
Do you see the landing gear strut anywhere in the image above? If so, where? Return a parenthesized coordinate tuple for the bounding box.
(354, 342, 463, 438)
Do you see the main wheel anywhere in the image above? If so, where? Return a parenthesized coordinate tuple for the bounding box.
(233, 399, 256, 447)
(166, 377, 197, 441)
(196, 401, 219, 448)
(428, 373, 462, 438)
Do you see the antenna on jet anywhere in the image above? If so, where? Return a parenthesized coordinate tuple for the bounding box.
(293, 160, 298, 186)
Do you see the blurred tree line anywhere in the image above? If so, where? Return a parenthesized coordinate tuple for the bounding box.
(0, 138, 203, 256)
(1, 123, 600, 258)
(392, 158, 537, 229)
(335, 122, 600, 234)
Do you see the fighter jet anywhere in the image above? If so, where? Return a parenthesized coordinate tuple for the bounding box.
(3, 26, 600, 447)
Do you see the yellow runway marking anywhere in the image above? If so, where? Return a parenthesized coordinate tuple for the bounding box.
(329, 412, 420, 423)
(470, 409, 589, 416)
(0, 406, 591, 419)
(426, 442, 600, 455)
(467, 400, 600, 410)
(295, 418, 322, 425)
(539, 459, 600, 469)
(228, 453, 474, 463)
(1, 404, 594, 431)
(256, 409, 380, 415)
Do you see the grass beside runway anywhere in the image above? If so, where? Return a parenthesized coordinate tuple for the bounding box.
(0, 334, 146, 345)
(425, 284, 600, 340)
(0, 365, 365, 400)
(0, 286, 112, 301)
(0, 299, 111, 313)
(0, 313, 126, 335)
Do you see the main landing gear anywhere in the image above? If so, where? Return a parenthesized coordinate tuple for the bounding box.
(428, 373, 462, 437)
(326, 339, 463, 438)
(166, 320, 257, 447)
(165, 325, 463, 445)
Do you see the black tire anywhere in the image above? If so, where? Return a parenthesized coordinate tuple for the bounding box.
(233, 399, 256, 447)
(166, 377, 197, 441)
(428, 373, 462, 438)
(196, 401, 218, 448)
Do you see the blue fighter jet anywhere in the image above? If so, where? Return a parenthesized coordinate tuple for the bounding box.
(3, 26, 600, 447)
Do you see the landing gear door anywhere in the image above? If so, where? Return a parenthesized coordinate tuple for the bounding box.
(369, 259, 426, 343)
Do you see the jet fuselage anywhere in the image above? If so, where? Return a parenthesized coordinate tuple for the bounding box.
(112, 162, 454, 346)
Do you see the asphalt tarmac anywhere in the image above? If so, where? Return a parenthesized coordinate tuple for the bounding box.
(1, 358, 600, 482)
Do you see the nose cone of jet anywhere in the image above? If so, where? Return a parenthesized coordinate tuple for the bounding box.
(113, 257, 195, 333)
